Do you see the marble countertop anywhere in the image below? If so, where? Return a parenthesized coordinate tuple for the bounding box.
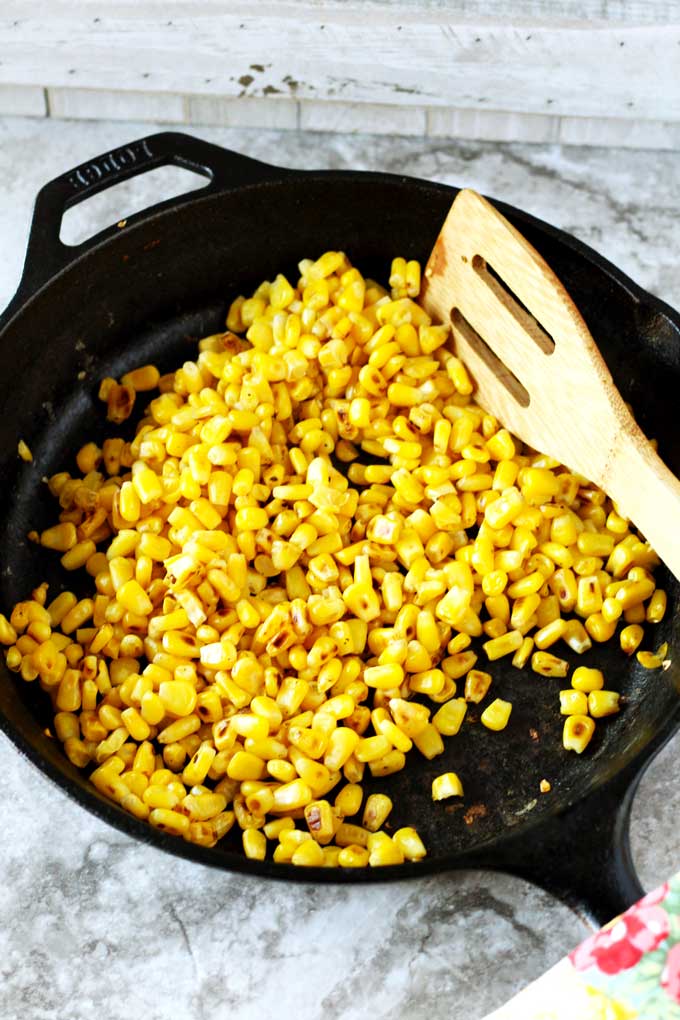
(1, 116, 679, 1020)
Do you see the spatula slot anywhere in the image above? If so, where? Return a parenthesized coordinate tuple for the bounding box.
(451, 307, 531, 408)
(471, 254, 556, 356)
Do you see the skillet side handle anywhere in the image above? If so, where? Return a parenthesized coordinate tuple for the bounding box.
(458, 735, 675, 930)
(10, 131, 287, 310)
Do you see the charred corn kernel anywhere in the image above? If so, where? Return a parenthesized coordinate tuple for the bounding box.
(483, 630, 523, 661)
(149, 808, 190, 836)
(183, 742, 217, 785)
(588, 690, 620, 717)
(356, 794, 392, 835)
(563, 714, 595, 753)
(304, 799, 336, 843)
(432, 772, 464, 799)
(464, 670, 492, 703)
(481, 698, 512, 731)
(647, 589, 667, 624)
(531, 651, 568, 678)
(559, 689, 588, 715)
(388, 698, 430, 737)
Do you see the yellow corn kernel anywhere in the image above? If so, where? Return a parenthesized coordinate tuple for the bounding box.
(323, 727, 360, 770)
(480, 698, 512, 731)
(511, 636, 534, 670)
(291, 839, 325, 867)
(559, 689, 588, 715)
(271, 780, 313, 812)
(571, 666, 604, 692)
(368, 750, 406, 777)
(363, 662, 404, 690)
(563, 714, 595, 753)
(242, 828, 267, 861)
(355, 735, 392, 763)
(637, 649, 665, 669)
(531, 651, 569, 678)
(121, 706, 151, 742)
(17, 439, 33, 462)
(116, 579, 153, 616)
(334, 783, 363, 818)
(393, 827, 426, 861)
(432, 772, 464, 800)
(412, 723, 444, 760)
(533, 619, 567, 650)
(647, 589, 667, 624)
(431, 698, 466, 737)
(337, 844, 370, 868)
(227, 751, 266, 782)
(157, 715, 201, 745)
(588, 690, 621, 718)
(40, 523, 77, 552)
(483, 630, 523, 661)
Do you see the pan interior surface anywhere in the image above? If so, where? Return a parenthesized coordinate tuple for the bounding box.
(1, 173, 679, 871)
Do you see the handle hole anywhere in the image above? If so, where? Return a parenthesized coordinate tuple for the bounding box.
(451, 307, 531, 408)
(60, 166, 208, 246)
(472, 254, 556, 355)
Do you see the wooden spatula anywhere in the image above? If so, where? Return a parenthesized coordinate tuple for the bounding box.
(421, 188, 680, 581)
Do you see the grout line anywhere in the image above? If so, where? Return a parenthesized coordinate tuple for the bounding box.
(6, 89, 680, 150)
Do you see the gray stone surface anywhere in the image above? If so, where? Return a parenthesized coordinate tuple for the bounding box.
(0, 116, 679, 1020)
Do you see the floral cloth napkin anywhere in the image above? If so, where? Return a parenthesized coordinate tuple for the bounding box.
(485, 874, 680, 1020)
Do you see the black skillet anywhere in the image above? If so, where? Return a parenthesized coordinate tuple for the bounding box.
(1, 132, 678, 929)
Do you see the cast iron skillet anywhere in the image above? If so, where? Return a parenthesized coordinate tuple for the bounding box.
(1, 132, 679, 928)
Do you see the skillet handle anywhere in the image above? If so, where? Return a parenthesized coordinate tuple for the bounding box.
(13, 131, 286, 305)
(458, 732, 675, 930)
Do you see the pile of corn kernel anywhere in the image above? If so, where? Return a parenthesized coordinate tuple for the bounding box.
(1, 251, 668, 868)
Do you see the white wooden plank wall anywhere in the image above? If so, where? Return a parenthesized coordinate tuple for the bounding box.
(1, 1, 679, 149)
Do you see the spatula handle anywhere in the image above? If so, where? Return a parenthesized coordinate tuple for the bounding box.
(605, 428, 680, 582)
